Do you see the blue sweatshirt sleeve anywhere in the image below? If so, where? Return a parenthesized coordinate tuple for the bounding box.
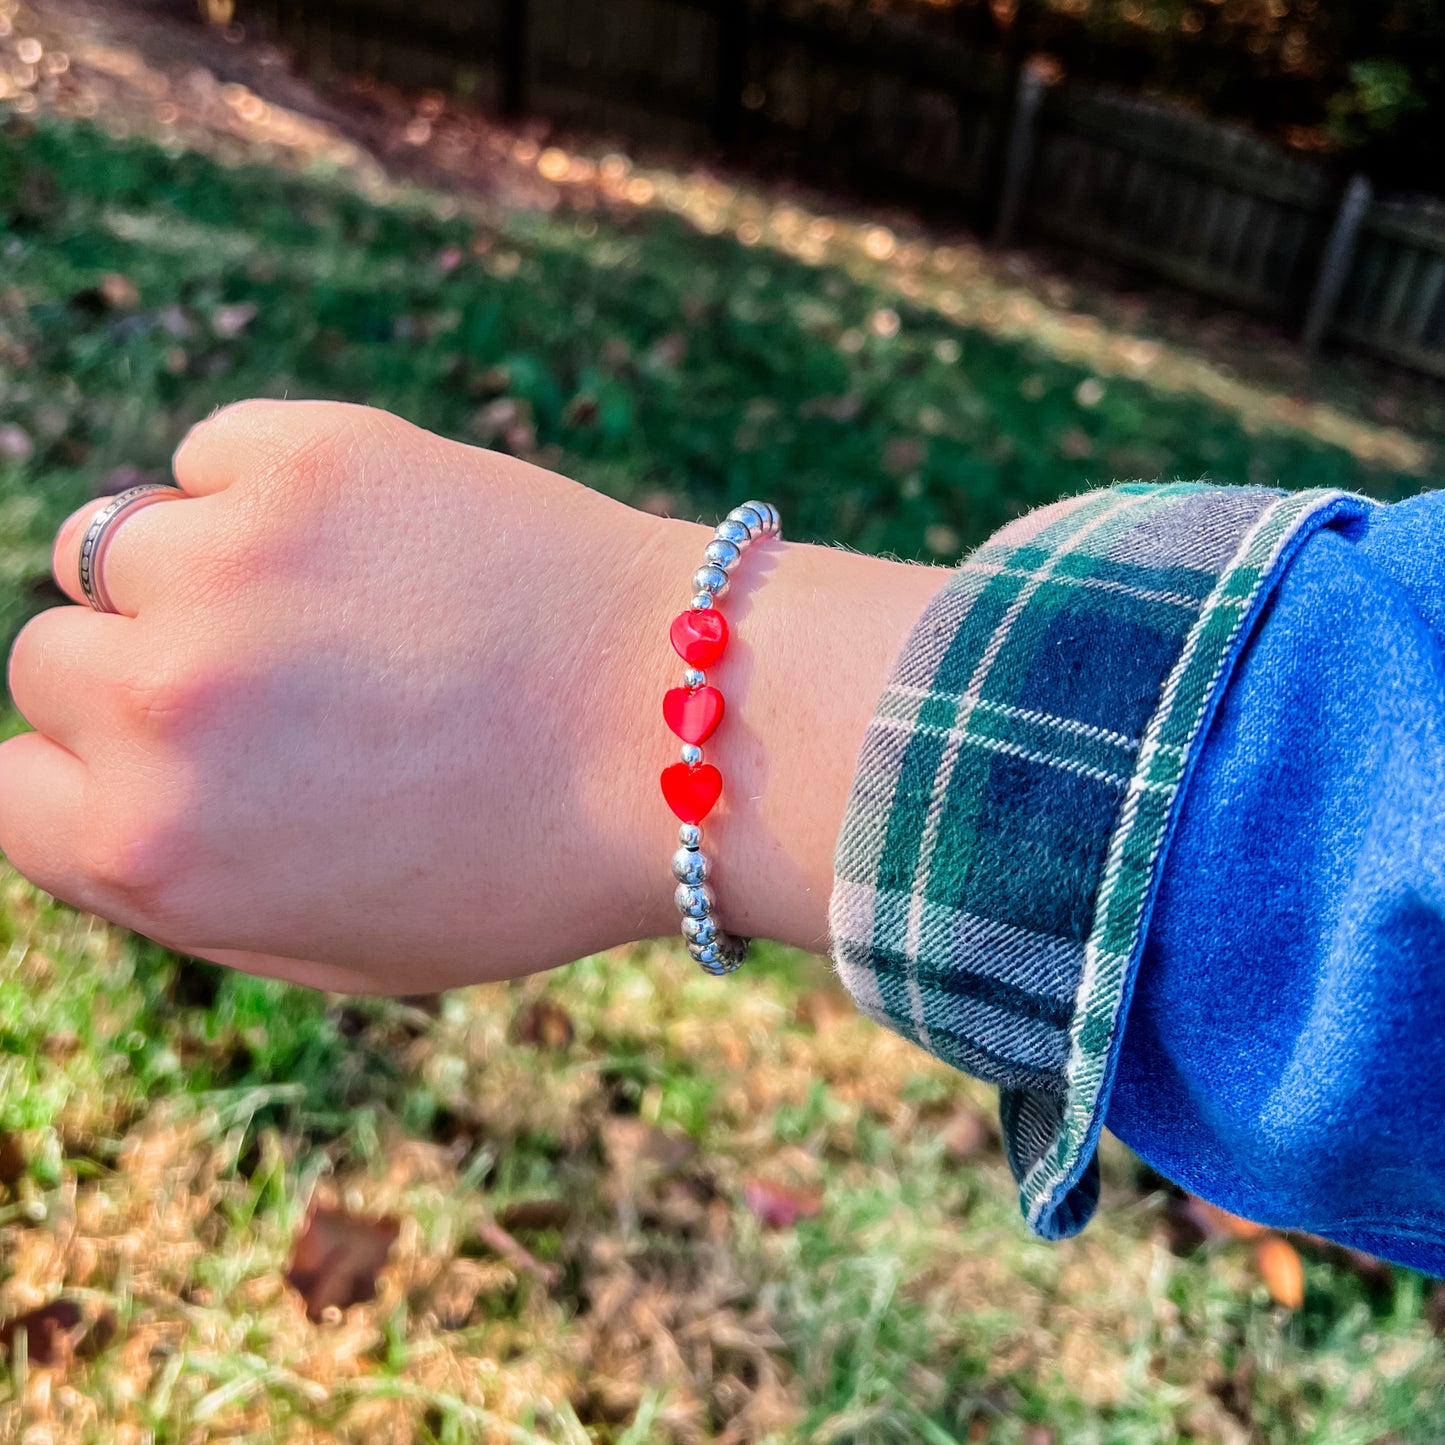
(1107, 489, 1445, 1275)
(830, 482, 1445, 1273)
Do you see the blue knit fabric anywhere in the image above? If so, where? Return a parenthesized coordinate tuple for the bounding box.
(1109, 489, 1445, 1276)
(832, 483, 1445, 1274)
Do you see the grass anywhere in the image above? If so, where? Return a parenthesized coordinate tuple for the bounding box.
(1, 16, 1444, 1439)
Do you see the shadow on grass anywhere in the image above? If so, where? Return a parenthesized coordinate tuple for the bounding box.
(1, 113, 1430, 649)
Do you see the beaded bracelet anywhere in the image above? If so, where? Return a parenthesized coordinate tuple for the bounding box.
(660, 500, 782, 975)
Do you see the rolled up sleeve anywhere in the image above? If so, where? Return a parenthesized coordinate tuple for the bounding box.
(829, 483, 1390, 1251)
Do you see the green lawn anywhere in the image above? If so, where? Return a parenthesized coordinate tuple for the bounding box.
(0, 108, 1442, 1442)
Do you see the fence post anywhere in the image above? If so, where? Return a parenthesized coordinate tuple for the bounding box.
(1302, 173, 1372, 352)
(498, 0, 530, 119)
(994, 58, 1047, 247)
(714, 0, 748, 152)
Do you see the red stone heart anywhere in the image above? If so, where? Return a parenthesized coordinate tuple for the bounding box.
(660, 762, 723, 823)
(669, 608, 729, 669)
(662, 685, 725, 745)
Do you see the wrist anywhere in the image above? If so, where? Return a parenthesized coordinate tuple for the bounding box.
(608, 512, 946, 957)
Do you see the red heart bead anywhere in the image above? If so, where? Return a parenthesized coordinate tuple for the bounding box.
(669, 608, 729, 669)
(662, 685, 725, 745)
(660, 762, 722, 823)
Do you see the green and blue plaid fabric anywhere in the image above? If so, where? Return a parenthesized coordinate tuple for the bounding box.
(830, 482, 1358, 1239)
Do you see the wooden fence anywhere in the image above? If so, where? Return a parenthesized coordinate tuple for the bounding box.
(241, 0, 1445, 380)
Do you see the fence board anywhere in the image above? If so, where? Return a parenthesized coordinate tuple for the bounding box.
(1333, 201, 1445, 377)
(1021, 86, 1334, 319)
(236, 0, 1445, 380)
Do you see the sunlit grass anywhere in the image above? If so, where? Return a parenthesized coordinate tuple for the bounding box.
(1, 9, 1443, 1437)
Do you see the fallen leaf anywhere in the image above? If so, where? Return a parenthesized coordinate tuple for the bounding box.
(284, 1203, 399, 1322)
(603, 1118, 697, 1178)
(882, 436, 924, 475)
(100, 273, 139, 308)
(472, 395, 525, 438)
(645, 331, 687, 370)
(470, 363, 511, 397)
(211, 300, 259, 338)
(498, 1198, 570, 1232)
(793, 989, 852, 1033)
(156, 303, 195, 339)
(0, 1301, 84, 1366)
(0, 1132, 27, 1187)
(0, 424, 34, 463)
(513, 997, 574, 1050)
(471, 1218, 559, 1287)
(743, 1177, 823, 1229)
(564, 393, 600, 426)
(1426, 1282, 1445, 1336)
(800, 393, 864, 422)
(939, 1106, 990, 1161)
(925, 523, 961, 557)
(41, 1031, 81, 1060)
(1185, 1196, 1270, 1242)
(1254, 1236, 1305, 1309)
(80, 1310, 117, 1359)
(634, 489, 676, 516)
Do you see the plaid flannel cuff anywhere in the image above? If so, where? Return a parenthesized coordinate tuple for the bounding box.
(829, 483, 1368, 1240)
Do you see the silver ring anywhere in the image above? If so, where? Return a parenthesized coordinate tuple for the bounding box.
(77, 483, 181, 613)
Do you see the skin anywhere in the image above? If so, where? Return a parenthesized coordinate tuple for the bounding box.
(0, 401, 944, 995)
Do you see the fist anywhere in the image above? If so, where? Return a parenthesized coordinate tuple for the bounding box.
(1, 401, 689, 992)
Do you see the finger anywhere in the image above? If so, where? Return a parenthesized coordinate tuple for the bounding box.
(7, 606, 134, 753)
(51, 487, 190, 616)
(172, 397, 405, 498)
(0, 731, 98, 912)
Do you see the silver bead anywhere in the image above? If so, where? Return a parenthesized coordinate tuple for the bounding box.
(678, 823, 703, 850)
(689, 935, 745, 973)
(679, 743, 703, 766)
(692, 564, 730, 598)
(727, 504, 766, 539)
(690, 591, 714, 611)
(715, 519, 751, 549)
(675, 882, 714, 918)
(681, 913, 717, 945)
(741, 500, 775, 534)
(760, 503, 782, 536)
(672, 847, 710, 884)
(704, 538, 742, 572)
(682, 668, 706, 690)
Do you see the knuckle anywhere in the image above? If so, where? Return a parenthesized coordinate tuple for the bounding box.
(116, 668, 189, 737)
(224, 400, 404, 493)
(81, 787, 197, 934)
(265, 403, 406, 493)
(82, 816, 173, 900)
(112, 658, 219, 742)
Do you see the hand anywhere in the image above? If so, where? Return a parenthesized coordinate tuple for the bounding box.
(1, 401, 943, 993)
